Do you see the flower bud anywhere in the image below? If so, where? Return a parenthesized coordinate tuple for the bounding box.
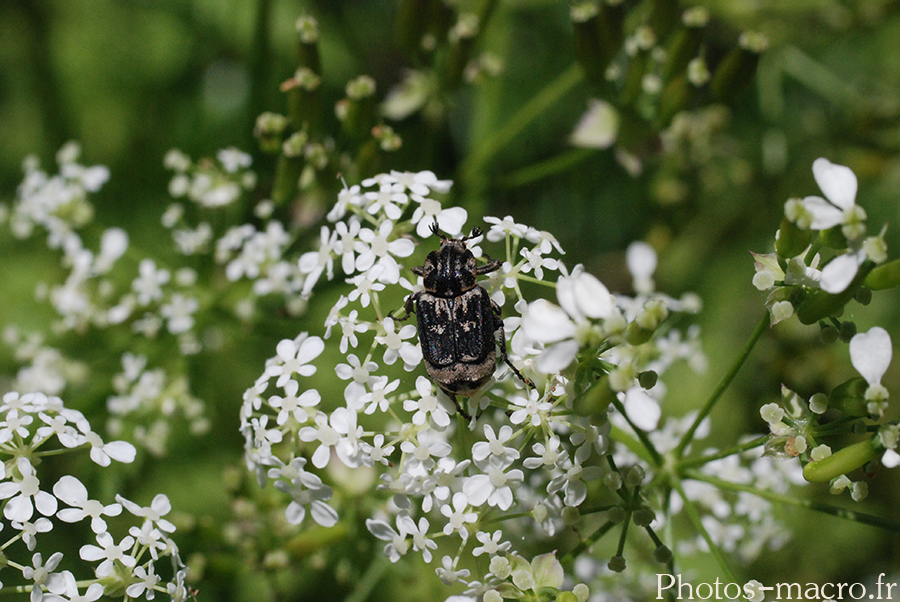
(655, 76, 693, 128)
(254, 112, 289, 153)
(572, 2, 624, 84)
(573, 374, 617, 417)
(796, 262, 872, 324)
(838, 320, 857, 343)
(775, 217, 811, 259)
(661, 10, 706, 83)
(802, 436, 881, 483)
(632, 507, 655, 526)
(710, 32, 767, 102)
(864, 258, 900, 290)
(828, 377, 868, 417)
(638, 370, 658, 390)
(607, 555, 627, 573)
(654, 545, 673, 564)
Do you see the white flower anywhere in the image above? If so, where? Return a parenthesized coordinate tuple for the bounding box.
(472, 424, 519, 464)
(376, 317, 421, 369)
(569, 99, 619, 149)
(160, 293, 198, 334)
(472, 530, 511, 557)
(267, 335, 324, 388)
(361, 376, 401, 415)
(334, 217, 363, 275)
(299, 408, 358, 468)
(126, 564, 161, 600)
(53, 475, 123, 533)
(80, 428, 137, 466)
(132, 259, 171, 305)
(400, 429, 452, 470)
(463, 456, 523, 511)
(849, 326, 892, 405)
(298, 226, 337, 295)
(13, 517, 54, 551)
(521, 265, 614, 373)
(79, 531, 136, 577)
(0, 457, 58, 522)
(626, 241, 657, 294)
(23, 551, 64, 602)
(46, 570, 104, 602)
(403, 376, 451, 428)
(367, 514, 413, 562)
(435, 555, 471, 585)
(524, 436, 564, 469)
(364, 185, 407, 220)
(508, 390, 553, 427)
(355, 220, 415, 284)
(801, 158, 859, 232)
(440, 492, 478, 537)
(268, 379, 320, 425)
(217, 147, 252, 173)
(412, 202, 467, 238)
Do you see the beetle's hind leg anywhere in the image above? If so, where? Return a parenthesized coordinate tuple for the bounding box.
(444, 392, 471, 421)
(492, 303, 535, 391)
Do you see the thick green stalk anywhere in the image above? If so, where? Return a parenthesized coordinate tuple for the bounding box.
(685, 470, 900, 533)
(670, 478, 748, 601)
(675, 313, 769, 458)
(460, 64, 584, 186)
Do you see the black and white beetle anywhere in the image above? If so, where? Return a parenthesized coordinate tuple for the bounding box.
(397, 222, 531, 419)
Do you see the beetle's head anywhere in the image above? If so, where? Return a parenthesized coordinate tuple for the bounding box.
(416, 224, 481, 297)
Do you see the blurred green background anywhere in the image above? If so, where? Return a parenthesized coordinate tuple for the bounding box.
(2, 0, 900, 600)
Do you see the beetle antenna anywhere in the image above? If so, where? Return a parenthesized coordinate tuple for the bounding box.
(429, 219, 447, 240)
(461, 227, 483, 243)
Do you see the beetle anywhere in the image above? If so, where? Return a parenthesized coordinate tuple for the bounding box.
(397, 221, 531, 419)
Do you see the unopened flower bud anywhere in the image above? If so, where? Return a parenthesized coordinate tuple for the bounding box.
(607, 555, 626, 572)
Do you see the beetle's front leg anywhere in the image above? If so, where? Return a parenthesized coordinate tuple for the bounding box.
(475, 256, 502, 276)
(491, 300, 535, 390)
(390, 291, 419, 321)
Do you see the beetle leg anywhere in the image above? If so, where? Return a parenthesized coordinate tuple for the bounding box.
(491, 301, 535, 390)
(450, 393, 471, 421)
(475, 256, 502, 275)
(391, 291, 419, 321)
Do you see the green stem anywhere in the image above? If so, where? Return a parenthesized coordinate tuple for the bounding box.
(685, 470, 900, 533)
(559, 520, 615, 566)
(460, 63, 584, 184)
(610, 397, 663, 467)
(609, 423, 656, 466)
(670, 477, 748, 601)
(499, 147, 597, 189)
(675, 313, 769, 458)
(343, 554, 390, 602)
(677, 435, 768, 470)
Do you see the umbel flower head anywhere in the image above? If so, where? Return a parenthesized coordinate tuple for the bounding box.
(753, 157, 888, 325)
(0, 391, 186, 599)
(238, 167, 773, 597)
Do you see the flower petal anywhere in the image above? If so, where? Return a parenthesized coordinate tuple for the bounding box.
(521, 300, 575, 344)
(850, 326, 892, 386)
(801, 196, 843, 230)
(820, 253, 860, 294)
(812, 158, 857, 210)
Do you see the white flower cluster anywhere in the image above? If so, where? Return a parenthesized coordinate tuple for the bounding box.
(0, 391, 187, 601)
(759, 327, 895, 500)
(4, 146, 210, 455)
(752, 158, 897, 500)
(753, 157, 887, 324)
(239, 169, 798, 595)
